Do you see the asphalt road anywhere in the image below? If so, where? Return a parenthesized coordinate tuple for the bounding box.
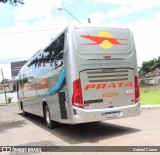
(0, 105, 160, 154)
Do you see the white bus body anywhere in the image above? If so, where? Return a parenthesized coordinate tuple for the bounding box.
(17, 25, 140, 128)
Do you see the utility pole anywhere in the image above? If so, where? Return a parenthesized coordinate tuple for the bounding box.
(1, 68, 7, 105)
(58, 8, 81, 24)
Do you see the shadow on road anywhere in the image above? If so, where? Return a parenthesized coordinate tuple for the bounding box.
(0, 120, 27, 134)
(18, 112, 141, 144)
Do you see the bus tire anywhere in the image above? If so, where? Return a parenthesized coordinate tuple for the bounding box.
(44, 105, 57, 129)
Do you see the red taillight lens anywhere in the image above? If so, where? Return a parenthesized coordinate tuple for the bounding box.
(135, 76, 140, 102)
(72, 79, 84, 108)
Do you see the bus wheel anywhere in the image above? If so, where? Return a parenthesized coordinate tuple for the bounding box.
(44, 105, 57, 129)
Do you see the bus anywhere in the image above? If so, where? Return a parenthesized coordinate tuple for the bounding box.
(17, 25, 140, 129)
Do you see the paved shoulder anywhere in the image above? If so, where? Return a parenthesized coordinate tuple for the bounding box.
(141, 104, 160, 109)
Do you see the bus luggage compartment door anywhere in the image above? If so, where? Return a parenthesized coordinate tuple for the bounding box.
(80, 68, 135, 109)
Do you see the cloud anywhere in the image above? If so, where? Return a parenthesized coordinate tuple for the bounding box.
(108, 7, 133, 19)
(14, 0, 62, 21)
(130, 12, 160, 66)
(0, 15, 68, 64)
(89, 12, 108, 23)
(62, 0, 74, 4)
(0, 0, 69, 64)
(87, 0, 160, 11)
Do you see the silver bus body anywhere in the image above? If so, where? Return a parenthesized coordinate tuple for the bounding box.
(17, 25, 140, 127)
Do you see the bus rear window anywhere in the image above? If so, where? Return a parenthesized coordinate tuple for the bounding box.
(73, 27, 132, 54)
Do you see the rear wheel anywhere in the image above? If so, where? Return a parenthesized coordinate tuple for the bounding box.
(44, 105, 57, 129)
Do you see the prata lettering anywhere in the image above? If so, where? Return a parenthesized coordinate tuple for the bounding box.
(85, 82, 133, 90)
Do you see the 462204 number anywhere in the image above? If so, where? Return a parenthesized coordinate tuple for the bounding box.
(102, 92, 118, 98)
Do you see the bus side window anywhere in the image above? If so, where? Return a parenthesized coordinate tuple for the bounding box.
(44, 33, 65, 70)
(27, 33, 65, 77)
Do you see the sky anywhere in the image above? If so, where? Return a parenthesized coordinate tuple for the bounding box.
(0, 0, 160, 80)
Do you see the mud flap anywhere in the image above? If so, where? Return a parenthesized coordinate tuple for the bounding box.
(58, 92, 67, 119)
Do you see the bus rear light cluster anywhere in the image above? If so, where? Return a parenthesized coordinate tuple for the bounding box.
(72, 79, 84, 109)
(135, 76, 140, 102)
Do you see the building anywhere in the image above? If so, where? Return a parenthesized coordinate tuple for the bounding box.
(11, 60, 27, 80)
(145, 67, 160, 84)
(140, 67, 160, 85)
(0, 61, 27, 93)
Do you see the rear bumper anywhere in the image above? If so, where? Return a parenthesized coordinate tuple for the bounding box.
(69, 102, 141, 124)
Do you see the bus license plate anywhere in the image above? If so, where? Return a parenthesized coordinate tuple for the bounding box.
(106, 112, 119, 118)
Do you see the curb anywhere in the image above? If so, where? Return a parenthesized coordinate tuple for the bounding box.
(141, 105, 160, 109)
(0, 103, 18, 106)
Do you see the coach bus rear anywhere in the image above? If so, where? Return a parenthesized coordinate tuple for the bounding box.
(17, 25, 140, 128)
(67, 26, 140, 124)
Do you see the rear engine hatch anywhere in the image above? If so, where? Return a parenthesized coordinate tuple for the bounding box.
(80, 68, 135, 109)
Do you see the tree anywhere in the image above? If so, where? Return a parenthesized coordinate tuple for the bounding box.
(0, 79, 9, 84)
(139, 57, 160, 77)
(0, 0, 24, 6)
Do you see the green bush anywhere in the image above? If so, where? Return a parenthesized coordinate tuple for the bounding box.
(7, 97, 12, 103)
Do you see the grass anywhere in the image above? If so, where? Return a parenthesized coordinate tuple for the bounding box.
(140, 88, 160, 105)
(0, 102, 18, 106)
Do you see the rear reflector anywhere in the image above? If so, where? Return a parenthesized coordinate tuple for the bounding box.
(103, 56, 111, 59)
(135, 76, 140, 102)
(73, 109, 77, 115)
(72, 79, 84, 108)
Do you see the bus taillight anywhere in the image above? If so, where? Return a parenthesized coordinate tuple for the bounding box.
(72, 79, 84, 108)
(135, 76, 140, 102)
